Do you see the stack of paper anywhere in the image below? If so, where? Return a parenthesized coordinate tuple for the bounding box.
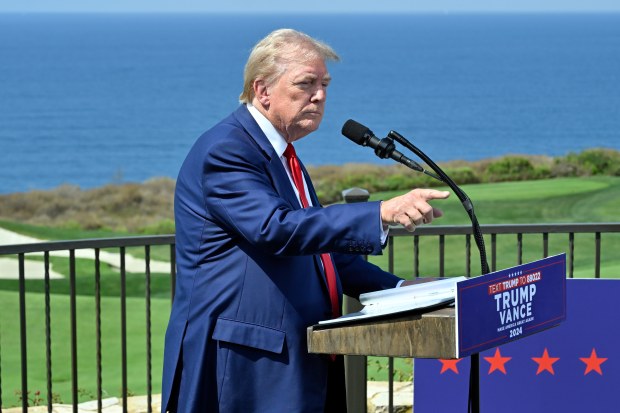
(319, 276, 466, 325)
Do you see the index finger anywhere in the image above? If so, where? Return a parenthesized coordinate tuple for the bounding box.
(416, 189, 451, 200)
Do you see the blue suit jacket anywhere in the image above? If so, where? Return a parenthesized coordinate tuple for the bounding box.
(161, 105, 401, 412)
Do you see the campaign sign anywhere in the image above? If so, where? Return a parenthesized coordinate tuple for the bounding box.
(415, 278, 617, 413)
(456, 254, 566, 358)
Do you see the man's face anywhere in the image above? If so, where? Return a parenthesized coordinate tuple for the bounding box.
(262, 57, 331, 143)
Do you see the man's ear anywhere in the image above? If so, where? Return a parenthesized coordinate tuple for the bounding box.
(253, 79, 270, 107)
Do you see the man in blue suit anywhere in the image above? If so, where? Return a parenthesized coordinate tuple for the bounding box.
(161, 29, 450, 412)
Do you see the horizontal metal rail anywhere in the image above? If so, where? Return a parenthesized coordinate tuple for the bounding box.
(2, 224, 618, 255)
(388, 222, 620, 237)
(0, 235, 175, 256)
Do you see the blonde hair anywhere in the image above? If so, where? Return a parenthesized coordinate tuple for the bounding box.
(239, 28, 340, 103)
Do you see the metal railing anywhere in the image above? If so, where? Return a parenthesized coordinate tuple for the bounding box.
(1, 222, 619, 412)
(0, 236, 175, 413)
(388, 222, 620, 278)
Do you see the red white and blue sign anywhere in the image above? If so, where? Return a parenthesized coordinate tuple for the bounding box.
(456, 254, 567, 358)
(415, 278, 617, 412)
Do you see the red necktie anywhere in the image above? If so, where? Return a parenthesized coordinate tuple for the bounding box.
(284, 144, 341, 319)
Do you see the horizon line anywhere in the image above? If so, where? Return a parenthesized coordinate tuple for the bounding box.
(2, 10, 620, 15)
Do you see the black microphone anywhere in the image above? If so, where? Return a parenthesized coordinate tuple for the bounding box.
(342, 119, 437, 178)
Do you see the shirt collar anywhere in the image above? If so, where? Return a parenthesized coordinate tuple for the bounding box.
(246, 103, 288, 158)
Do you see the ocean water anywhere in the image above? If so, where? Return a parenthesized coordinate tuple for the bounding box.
(1, 13, 619, 194)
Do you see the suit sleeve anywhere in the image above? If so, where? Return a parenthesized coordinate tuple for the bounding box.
(199, 127, 386, 257)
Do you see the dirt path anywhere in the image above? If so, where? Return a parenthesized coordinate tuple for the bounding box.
(0, 227, 171, 279)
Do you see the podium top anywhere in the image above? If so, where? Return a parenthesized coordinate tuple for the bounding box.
(307, 306, 457, 359)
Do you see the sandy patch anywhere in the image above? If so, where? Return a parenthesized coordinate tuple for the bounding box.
(0, 257, 65, 279)
(0, 227, 171, 279)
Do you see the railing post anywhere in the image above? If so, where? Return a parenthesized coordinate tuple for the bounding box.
(18, 253, 28, 413)
(413, 236, 420, 278)
(69, 250, 78, 413)
(95, 248, 103, 413)
(491, 234, 497, 272)
(569, 232, 575, 278)
(145, 245, 153, 413)
(120, 247, 128, 413)
(595, 232, 601, 278)
(465, 234, 471, 277)
(439, 235, 445, 277)
(44, 251, 53, 413)
(342, 188, 369, 413)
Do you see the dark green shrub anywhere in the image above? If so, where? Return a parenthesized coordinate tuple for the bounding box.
(552, 148, 620, 177)
(574, 148, 620, 175)
(484, 157, 536, 182)
(532, 165, 552, 180)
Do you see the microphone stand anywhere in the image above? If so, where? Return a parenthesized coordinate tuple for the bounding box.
(381, 130, 490, 413)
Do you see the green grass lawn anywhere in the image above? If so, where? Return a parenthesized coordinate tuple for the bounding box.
(367, 176, 620, 279)
(1, 176, 620, 403)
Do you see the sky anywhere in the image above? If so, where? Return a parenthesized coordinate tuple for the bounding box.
(1, 0, 620, 13)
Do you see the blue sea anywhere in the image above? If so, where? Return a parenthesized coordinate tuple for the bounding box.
(1, 13, 619, 194)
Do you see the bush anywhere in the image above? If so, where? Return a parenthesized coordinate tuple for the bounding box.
(573, 148, 620, 175)
(552, 148, 620, 177)
(532, 165, 552, 180)
(484, 157, 536, 182)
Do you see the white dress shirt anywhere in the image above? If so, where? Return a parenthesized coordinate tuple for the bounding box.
(247, 103, 313, 207)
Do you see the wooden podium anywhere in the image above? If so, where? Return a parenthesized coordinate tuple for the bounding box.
(307, 255, 567, 412)
(307, 306, 457, 359)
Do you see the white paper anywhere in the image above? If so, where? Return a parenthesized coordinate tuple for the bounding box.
(318, 276, 466, 325)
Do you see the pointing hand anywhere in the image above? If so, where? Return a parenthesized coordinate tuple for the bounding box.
(381, 188, 450, 232)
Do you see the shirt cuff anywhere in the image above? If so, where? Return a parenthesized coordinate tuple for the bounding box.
(379, 201, 389, 244)
(380, 225, 389, 245)
(396, 279, 405, 287)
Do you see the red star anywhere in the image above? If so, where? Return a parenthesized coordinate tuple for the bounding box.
(532, 348, 560, 375)
(439, 358, 462, 374)
(579, 348, 607, 376)
(484, 348, 512, 374)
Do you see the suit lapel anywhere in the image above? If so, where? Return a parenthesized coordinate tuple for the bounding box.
(233, 105, 303, 209)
